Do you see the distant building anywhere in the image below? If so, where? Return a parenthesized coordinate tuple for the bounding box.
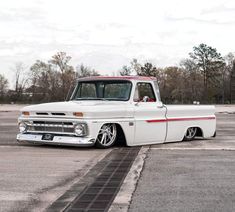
(231, 61, 235, 103)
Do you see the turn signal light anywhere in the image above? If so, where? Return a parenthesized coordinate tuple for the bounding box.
(22, 111, 30, 116)
(73, 112, 83, 117)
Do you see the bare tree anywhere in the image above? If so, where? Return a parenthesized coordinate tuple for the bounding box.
(30, 59, 74, 102)
(119, 65, 132, 76)
(224, 53, 235, 103)
(0, 74, 8, 98)
(49, 52, 73, 73)
(49, 52, 74, 99)
(29, 60, 51, 101)
(11, 62, 28, 100)
(231, 60, 235, 103)
(130, 59, 141, 74)
(137, 62, 158, 76)
(180, 59, 203, 103)
(76, 64, 99, 78)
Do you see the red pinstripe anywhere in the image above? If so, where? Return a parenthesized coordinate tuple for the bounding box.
(146, 116, 216, 123)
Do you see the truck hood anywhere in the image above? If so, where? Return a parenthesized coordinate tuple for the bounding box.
(21, 101, 133, 119)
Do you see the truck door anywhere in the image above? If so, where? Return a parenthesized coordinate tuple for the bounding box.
(134, 82, 167, 145)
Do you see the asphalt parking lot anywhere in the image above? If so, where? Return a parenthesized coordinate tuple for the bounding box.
(0, 107, 235, 212)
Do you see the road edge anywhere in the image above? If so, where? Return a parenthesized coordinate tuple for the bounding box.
(108, 146, 150, 212)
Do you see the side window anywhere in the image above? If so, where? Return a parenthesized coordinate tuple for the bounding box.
(134, 82, 156, 102)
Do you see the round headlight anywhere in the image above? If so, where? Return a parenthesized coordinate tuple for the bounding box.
(19, 122, 27, 133)
(74, 124, 85, 136)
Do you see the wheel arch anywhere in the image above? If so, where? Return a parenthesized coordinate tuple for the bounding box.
(183, 126, 204, 138)
(96, 122, 128, 147)
(115, 123, 127, 146)
(195, 127, 204, 137)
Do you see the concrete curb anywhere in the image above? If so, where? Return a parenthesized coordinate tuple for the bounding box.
(108, 146, 150, 212)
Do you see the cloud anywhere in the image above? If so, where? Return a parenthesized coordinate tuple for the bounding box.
(0, 0, 235, 87)
(166, 16, 235, 25)
(0, 47, 30, 57)
(75, 52, 130, 74)
(201, 5, 235, 14)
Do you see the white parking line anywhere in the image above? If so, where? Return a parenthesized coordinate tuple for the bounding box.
(150, 147, 235, 150)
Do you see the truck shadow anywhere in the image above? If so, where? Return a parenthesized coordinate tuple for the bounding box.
(18, 142, 126, 151)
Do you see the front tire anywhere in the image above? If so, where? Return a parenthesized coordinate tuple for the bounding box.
(96, 124, 117, 148)
(183, 127, 197, 141)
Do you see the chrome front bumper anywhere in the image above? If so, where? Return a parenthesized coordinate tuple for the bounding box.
(17, 133, 95, 147)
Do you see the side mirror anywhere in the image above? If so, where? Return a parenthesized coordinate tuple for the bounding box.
(142, 96, 149, 102)
(157, 101, 164, 108)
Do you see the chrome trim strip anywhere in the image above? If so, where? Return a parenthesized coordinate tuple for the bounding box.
(27, 123, 74, 128)
(17, 133, 95, 146)
(26, 130, 75, 135)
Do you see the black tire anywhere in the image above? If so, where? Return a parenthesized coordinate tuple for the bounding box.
(183, 127, 197, 141)
(95, 124, 117, 148)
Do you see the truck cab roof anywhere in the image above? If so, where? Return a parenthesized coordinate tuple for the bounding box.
(78, 76, 157, 81)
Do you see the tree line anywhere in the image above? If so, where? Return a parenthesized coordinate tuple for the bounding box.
(0, 43, 235, 104)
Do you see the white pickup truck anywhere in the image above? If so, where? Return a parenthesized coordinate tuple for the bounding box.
(17, 76, 216, 148)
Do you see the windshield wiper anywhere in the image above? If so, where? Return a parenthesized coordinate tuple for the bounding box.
(75, 97, 108, 101)
(103, 98, 127, 101)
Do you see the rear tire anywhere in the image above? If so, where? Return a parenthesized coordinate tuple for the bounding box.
(183, 127, 197, 141)
(95, 124, 117, 148)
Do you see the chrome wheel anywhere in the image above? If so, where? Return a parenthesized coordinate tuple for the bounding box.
(184, 127, 197, 141)
(96, 124, 117, 148)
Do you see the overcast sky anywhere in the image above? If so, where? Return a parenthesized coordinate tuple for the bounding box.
(0, 0, 235, 85)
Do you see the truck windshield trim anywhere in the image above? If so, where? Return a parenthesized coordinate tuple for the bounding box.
(71, 80, 132, 101)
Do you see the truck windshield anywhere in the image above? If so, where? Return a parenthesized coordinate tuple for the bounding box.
(71, 80, 132, 101)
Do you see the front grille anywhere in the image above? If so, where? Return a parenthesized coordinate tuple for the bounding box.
(35, 112, 66, 116)
(51, 113, 65, 116)
(36, 112, 48, 115)
(27, 121, 74, 134)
